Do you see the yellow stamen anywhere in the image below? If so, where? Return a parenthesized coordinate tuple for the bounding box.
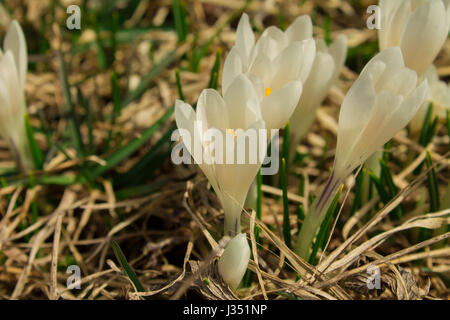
(265, 87, 272, 96)
(226, 129, 236, 137)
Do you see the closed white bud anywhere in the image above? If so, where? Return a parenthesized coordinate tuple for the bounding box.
(0, 20, 33, 172)
(334, 47, 428, 179)
(378, 0, 450, 76)
(218, 233, 250, 290)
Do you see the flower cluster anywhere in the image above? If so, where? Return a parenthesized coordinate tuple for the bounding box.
(174, 1, 448, 286)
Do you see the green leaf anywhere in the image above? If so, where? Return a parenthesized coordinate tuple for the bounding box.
(425, 151, 440, 213)
(309, 186, 342, 264)
(208, 48, 222, 90)
(57, 50, 85, 158)
(281, 158, 291, 249)
(255, 169, 263, 244)
(350, 168, 365, 216)
(104, 72, 123, 153)
(379, 159, 402, 219)
(175, 68, 185, 100)
(115, 124, 176, 187)
(446, 110, 450, 146)
(123, 50, 178, 106)
(76, 88, 95, 155)
(418, 103, 434, 147)
(24, 114, 44, 170)
(115, 181, 165, 200)
(189, 0, 251, 72)
(89, 106, 174, 178)
(172, 0, 188, 43)
(110, 240, 146, 294)
(282, 122, 291, 172)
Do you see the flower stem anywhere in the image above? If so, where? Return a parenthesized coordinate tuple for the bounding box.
(294, 172, 342, 260)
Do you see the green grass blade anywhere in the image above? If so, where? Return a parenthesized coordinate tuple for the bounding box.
(76, 88, 95, 155)
(425, 151, 440, 213)
(115, 124, 176, 187)
(350, 168, 365, 216)
(255, 169, 263, 243)
(104, 72, 123, 153)
(172, 0, 188, 43)
(24, 114, 44, 170)
(175, 68, 185, 100)
(446, 110, 450, 146)
(418, 103, 433, 147)
(110, 240, 145, 294)
(57, 50, 85, 158)
(90, 107, 174, 178)
(208, 48, 222, 90)
(123, 50, 178, 106)
(281, 158, 291, 249)
(309, 186, 342, 264)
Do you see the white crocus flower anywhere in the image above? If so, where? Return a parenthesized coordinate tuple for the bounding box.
(175, 74, 266, 236)
(295, 47, 429, 259)
(218, 233, 251, 289)
(410, 65, 450, 134)
(222, 13, 316, 133)
(289, 35, 347, 156)
(378, 0, 450, 76)
(0, 20, 33, 172)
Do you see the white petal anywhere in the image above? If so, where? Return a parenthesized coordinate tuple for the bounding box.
(378, 0, 411, 50)
(248, 53, 273, 88)
(261, 80, 302, 131)
(271, 39, 315, 89)
(250, 34, 279, 62)
(236, 13, 255, 67)
(0, 51, 23, 121)
(223, 74, 262, 129)
(175, 100, 221, 197)
(218, 233, 250, 289)
(215, 119, 265, 232)
(400, 0, 449, 75)
(376, 67, 417, 98)
(260, 26, 286, 49)
(328, 35, 348, 83)
(338, 69, 376, 134)
(175, 99, 197, 157)
(364, 47, 406, 90)
(4, 20, 27, 90)
(246, 72, 265, 101)
(196, 88, 229, 132)
(299, 52, 335, 113)
(222, 47, 243, 94)
(286, 15, 313, 43)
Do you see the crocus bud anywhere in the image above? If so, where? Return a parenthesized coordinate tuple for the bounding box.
(295, 47, 429, 259)
(0, 20, 33, 172)
(218, 233, 251, 290)
(334, 47, 428, 179)
(378, 0, 450, 76)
